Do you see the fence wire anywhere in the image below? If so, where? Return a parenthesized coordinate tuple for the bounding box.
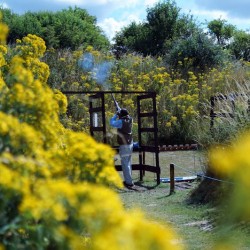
(171, 163, 234, 184)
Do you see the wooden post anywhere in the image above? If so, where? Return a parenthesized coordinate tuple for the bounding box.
(170, 163, 175, 195)
(142, 151, 145, 176)
(139, 151, 143, 181)
(142, 150, 145, 164)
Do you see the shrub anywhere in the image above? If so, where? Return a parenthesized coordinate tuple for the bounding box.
(0, 17, 181, 249)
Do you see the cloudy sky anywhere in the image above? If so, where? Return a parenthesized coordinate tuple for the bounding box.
(1, 0, 250, 41)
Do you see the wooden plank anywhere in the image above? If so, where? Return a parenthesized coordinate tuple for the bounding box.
(115, 164, 160, 173)
(140, 128, 156, 132)
(142, 165, 161, 173)
(115, 164, 143, 171)
(139, 112, 155, 117)
(90, 127, 104, 132)
(141, 146, 159, 152)
(137, 93, 156, 100)
(89, 107, 103, 113)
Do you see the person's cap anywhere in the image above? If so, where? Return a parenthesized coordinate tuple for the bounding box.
(119, 108, 129, 117)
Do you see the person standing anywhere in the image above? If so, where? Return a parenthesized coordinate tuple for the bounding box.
(110, 108, 134, 188)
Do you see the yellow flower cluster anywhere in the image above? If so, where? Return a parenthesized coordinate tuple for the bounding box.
(15, 35, 50, 84)
(16, 34, 46, 58)
(210, 131, 250, 181)
(209, 130, 250, 245)
(0, 13, 8, 44)
(42, 37, 250, 142)
(108, 54, 203, 132)
(0, 20, 181, 249)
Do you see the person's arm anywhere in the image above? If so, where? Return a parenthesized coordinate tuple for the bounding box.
(110, 114, 122, 128)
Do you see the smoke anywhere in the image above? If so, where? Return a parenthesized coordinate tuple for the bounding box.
(78, 52, 94, 72)
(92, 61, 113, 90)
(79, 52, 114, 90)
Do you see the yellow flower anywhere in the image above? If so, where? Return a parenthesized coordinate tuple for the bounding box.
(0, 20, 8, 44)
(0, 21, 184, 250)
(170, 116, 177, 122)
(166, 121, 172, 127)
(210, 132, 250, 177)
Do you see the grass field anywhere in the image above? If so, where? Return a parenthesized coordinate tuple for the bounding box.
(116, 149, 206, 183)
(115, 150, 250, 250)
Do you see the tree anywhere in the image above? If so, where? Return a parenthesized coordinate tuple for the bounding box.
(114, 0, 197, 56)
(167, 31, 227, 72)
(207, 19, 236, 46)
(115, 22, 151, 55)
(229, 30, 250, 61)
(1, 7, 110, 50)
(146, 0, 180, 55)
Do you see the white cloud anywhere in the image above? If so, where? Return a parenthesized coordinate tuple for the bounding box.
(0, 2, 8, 8)
(55, 0, 86, 4)
(71, 0, 141, 8)
(192, 9, 228, 22)
(231, 17, 250, 30)
(144, 0, 158, 7)
(98, 18, 126, 41)
(193, 0, 250, 19)
(98, 13, 141, 41)
(190, 9, 250, 31)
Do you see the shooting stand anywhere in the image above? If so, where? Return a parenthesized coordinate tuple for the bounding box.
(63, 91, 161, 184)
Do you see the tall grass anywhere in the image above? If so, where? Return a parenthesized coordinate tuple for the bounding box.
(193, 73, 250, 149)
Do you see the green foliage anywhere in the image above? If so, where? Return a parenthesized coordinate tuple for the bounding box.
(229, 30, 250, 61)
(207, 18, 236, 45)
(167, 32, 227, 72)
(115, 22, 151, 55)
(114, 1, 250, 76)
(41, 44, 250, 145)
(2, 8, 250, 249)
(193, 73, 250, 149)
(146, 0, 180, 55)
(1, 7, 110, 50)
(114, 0, 197, 56)
(1, 20, 184, 250)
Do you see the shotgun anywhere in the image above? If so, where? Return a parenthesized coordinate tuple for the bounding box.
(111, 93, 121, 112)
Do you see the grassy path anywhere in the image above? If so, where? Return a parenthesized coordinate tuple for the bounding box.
(116, 151, 250, 249)
(118, 182, 215, 250)
(118, 181, 250, 249)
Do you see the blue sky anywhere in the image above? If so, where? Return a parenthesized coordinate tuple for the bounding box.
(1, 0, 250, 41)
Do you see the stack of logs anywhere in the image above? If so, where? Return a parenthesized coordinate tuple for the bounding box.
(159, 144, 198, 151)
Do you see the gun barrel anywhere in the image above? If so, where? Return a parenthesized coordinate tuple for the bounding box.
(111, 93, 120, 111)
(111, 93, 116, 103)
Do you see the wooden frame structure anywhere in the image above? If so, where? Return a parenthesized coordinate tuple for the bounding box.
(63, 91, 161, 184)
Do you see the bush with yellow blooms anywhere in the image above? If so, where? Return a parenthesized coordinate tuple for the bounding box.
(209, 130, 250, 248)
(42, 37, 250, 144)
(0, 17, 182, 249)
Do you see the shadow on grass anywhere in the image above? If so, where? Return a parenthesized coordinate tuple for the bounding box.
(134, 181, 159, 190)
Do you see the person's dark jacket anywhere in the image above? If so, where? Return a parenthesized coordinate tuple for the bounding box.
(117, 116, 133, 145)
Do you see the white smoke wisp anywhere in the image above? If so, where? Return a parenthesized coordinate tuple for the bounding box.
(92, 61, 114, 90)
(78, 52, 94, 72)
(79, 52, 114, 91)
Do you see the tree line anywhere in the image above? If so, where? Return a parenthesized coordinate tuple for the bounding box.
(2, 1, 249, 68)
(1, 6, 110, 50)
(114, 0, 250, 70)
